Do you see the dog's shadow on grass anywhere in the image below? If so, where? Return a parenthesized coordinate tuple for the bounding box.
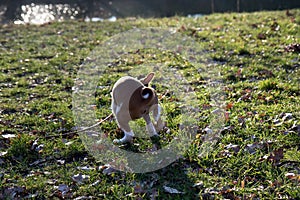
(111, 129, 200, 198)
(131, 159, 200, 199)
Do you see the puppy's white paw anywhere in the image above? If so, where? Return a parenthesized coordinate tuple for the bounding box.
(113, 132, 133, 144)
(113, 137, 133, 144)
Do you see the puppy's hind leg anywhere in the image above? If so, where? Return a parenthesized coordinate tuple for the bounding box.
(113, 119, 134, 144)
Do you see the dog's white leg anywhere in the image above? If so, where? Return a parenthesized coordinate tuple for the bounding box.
(153, 104, 161, 122)
(151, 104, 164, 132)
(113, 129, 134, 144)
(143, 114, 158, 136)
(113, 114, 134, 144)
(112, 101, 134, 144)
(146, 123, 157, 136)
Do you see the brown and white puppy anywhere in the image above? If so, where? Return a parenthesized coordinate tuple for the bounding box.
(111, 72, 163, 144)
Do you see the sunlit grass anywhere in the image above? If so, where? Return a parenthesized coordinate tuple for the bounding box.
(0, 9, 299, 199)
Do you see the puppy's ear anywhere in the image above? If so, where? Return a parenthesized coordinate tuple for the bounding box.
(141, 72, 154, 85)
(141, 87, 153, 100)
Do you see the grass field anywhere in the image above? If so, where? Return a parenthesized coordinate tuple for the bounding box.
(0, 9, 299, 199)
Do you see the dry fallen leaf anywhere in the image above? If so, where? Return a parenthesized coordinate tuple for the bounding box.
(99, 164, 118, 175)
(54, 184, 72, 199)
(284, 43, 300, 53)
(133, 185, 145, 194)
(29, 159, 46, 166)
(226, 102, 234, 110)
(203, 127, 213, 134)
(245, 142, 263, 154)
(285, 172, 300, 181)
(57, 159, 65, 165)
(90, 180, 100, 187)
(31, 139, 44, 152)
(281, 113, 293, 121)
(47, 179, 57, 185)
(73, 195, 95, 200)
(268, 148, 284, 163)
(163, 186, 183, 194)
(193, 181, 204, 188)
(56, 184, 69, 193)
(225, 143, 240, 153)
(72, 173, 90, 184)
(2, 186, 25, 199)
(77, 166, 95, 171)
(1, 134, 16, 139)
(0, 151, 7, 157)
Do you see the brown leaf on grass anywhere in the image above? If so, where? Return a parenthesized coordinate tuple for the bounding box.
(257, 33, 267, 40)
(226, 102, 234, 110)
(285, 172, 300, 181)
(267, 180, 282, 187)
(225, 112, 230, 122)
(286, 10, 294, 17)
(133, 185, 146, 194)
(268, 148, 284, 164)
(270, 22, 280, 31)
(284, 44, 300, 53)
(251, 23, 258, 28)
(237, 89, 252, 102)
(99, 164, 118, 175)
(219, 186, 240, 200)
(236, 68, 242, 77)
(202, 104, 212, 110)
(258, 69, 274, 78)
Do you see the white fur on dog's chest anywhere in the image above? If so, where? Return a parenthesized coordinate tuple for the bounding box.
(115, 102, 123, 115)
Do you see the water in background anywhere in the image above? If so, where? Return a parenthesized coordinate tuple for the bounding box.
(13, 4, 81, 24)
(0, 0, 299, 24)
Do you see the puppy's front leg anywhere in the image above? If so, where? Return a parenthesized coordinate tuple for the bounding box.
(152, 104, 165, 132)
(143, 114, 158, 137)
